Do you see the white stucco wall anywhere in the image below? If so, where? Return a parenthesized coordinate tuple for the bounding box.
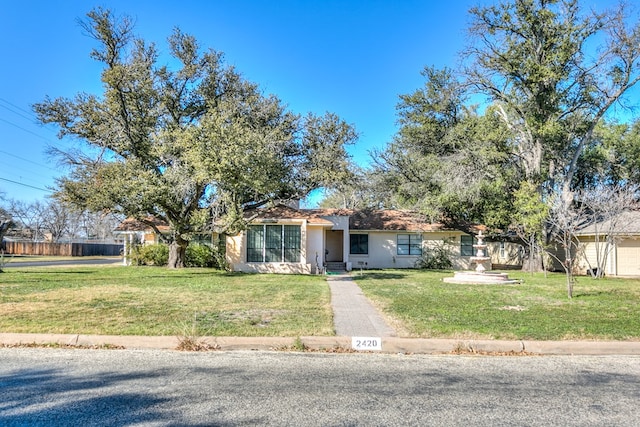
(225, 213, 518, 274)
(347, 231, 475, 270)
(306, 225, 327, 273)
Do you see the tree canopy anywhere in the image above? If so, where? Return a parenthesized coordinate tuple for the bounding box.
(367, 0, 640, 234)
(466, 0, 640, 197)
(34, 8, 357, 268)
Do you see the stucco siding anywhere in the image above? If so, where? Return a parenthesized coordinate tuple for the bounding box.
(306, 225, 326, 273)
(486, 241, 522, 266)
(226, 234, 243, 266)
(347, 231, 475, 270)
(574, 237, 601, 275)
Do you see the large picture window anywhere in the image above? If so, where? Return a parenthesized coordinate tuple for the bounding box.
(460, 235, 476, 256)
(350, 234, 369, 254)
(247, 224, 301, 263)
(397, 234, 422, 255)
(247, 225, 264, 262)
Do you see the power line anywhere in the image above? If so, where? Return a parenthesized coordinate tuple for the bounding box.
(0, 98, 36, 118)
(0, 176, 52, 192)
(0, 117, 53, 143)
(0, 102, 36, 123)
(0, 149, 58, 172)
(0, 162, 54, 183)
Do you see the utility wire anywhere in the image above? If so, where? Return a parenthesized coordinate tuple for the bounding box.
(0, 176, 52, 192)
(0, 117, 53, 143)
(0, 102, 36, 123)
(0, 98, 36, 118)
(0, 149, 58, 172)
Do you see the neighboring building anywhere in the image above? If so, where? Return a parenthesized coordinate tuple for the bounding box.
(114, 217, 172, 246)
(572, 210, 640, 277)
(113, 217, 172, 264)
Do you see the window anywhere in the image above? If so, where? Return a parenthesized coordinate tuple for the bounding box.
(460, 235, 476, 256)
(247, 225, 265, 262)
(283, 225, 301, 262)
(397, 234, 422, 255)
(350, 234, 369, 254)
(247, 224, 301, 263)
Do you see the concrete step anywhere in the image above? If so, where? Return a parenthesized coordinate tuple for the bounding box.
(325, 262, 346, 272)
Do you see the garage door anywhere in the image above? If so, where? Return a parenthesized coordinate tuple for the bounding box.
(616, 239, 640, 276)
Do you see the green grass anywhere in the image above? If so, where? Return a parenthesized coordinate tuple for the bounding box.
(3, 265, 640, 341)
(0, 266, 333, 337)
(354, 270, 640, 341)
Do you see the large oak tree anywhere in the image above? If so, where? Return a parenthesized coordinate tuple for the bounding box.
(34, 8, 357, 268)
(370, 0, 640, 272)
(466, 0, 640, 198)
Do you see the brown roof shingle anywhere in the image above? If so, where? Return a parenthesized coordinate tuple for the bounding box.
(247, 205, 448, 231)
(348, 209, 447, 231)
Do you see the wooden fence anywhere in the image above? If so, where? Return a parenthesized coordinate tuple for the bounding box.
(1, 241, 122, 257)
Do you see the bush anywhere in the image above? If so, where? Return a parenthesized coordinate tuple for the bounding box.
(415, 243, 453, 270)
(185, 244, 215, 268)
(130, 242, 227, 269)
(131, 243, 169, 266)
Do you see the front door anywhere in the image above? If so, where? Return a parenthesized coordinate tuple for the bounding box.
(325, 230, 344, 262)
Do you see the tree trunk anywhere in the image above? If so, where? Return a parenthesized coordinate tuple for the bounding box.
(564, 246, 574, 299)
(567, 275, 574, 299)
(520, 242, 545, 273)
(168, 236, 188, 269)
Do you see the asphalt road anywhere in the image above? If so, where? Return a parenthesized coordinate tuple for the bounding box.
(1, 349, 639, 426)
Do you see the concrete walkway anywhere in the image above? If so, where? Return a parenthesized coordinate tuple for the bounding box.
(327, 273, 397, 337)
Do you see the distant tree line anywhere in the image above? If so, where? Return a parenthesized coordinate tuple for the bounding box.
(0, 197, 122, 243)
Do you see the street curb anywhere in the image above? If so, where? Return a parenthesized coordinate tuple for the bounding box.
(1, 333, 640, 355)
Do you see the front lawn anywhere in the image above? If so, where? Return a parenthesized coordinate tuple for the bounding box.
(0, 267, 333, 337)
(354, 270, 640, 341)
(3, 266, 639, 341)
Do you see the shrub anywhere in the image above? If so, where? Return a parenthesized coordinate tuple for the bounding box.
(415, 242, 453, 270)
(131, 243, 169, 266)
(186, 244, 215, 268)
(130, 241, 227, 269)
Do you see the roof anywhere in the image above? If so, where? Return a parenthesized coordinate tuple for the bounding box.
(116, 207, 467, 234)
(114, 217, 171, 233)
(576, 210, 640, 236)
(247, 205, 451, 232)
(347, 209, 448, 232)
(246, 206, 337, 226)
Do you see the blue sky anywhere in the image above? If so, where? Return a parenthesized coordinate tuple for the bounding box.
(0, 0, 617, 205)
(0, 0, 484, 204)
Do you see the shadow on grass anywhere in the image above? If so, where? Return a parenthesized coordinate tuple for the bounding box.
(354, 271, 409, 280)
(11, 270, 99, 274)
(574, 291, 612, 298)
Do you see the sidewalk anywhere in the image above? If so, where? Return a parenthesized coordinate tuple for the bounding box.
(327, 273, 397, 337)
(2, 272, 640, 355)
(2, 332, 639, 355)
